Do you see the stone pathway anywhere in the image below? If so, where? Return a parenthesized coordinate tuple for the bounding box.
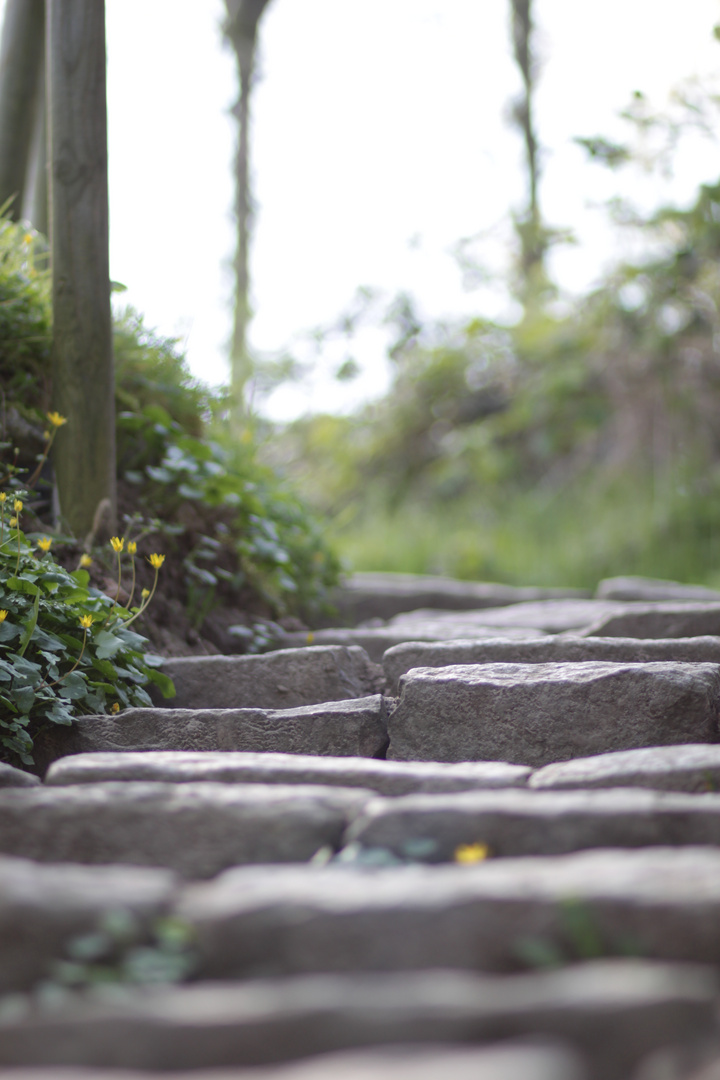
(5, 573, 720, 1078)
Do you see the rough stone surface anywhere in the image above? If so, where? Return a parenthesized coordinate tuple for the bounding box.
(387, 662, 720, 766)
(36, 696, 388, 768)
(180, 849, 720, 977)
(383, 636, 720, 692)
(151, 646, 385, 710)
(596, 576, 720, 603)
(46, 751, 531, 797)
(0, 964, 712, 1080)
(0, 783, 373, 878)
(0, 854, 176, 993)
(388, 599, 626, 634)
(0, 762, 40, 787)
(344, 787, 720, 861)
(327, 570, 590, 625)
(282, 627, 547, 664)
(579, 603, 720, 640)
(0, 1044, 585, 1080)
(530, 744, 720, 793)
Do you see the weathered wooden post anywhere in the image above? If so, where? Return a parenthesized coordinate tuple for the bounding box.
(47, 0, 116, 540)
(0, 0, 45, 218)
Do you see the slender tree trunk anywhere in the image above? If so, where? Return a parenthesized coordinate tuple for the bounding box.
(47, 0, 115, 541)
(224, 0, 272, 427)
(509, 0, 545, 287)
(23, 56, 48, 235)
(0, 0, 45, 219)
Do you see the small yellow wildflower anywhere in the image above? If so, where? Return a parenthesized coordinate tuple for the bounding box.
(127, 541, 137, 556)
(23, 233, 32, 246)
(141, 588, 150, 599)
(306, 631, 315, 645)
(79, 614, 94, 629)
(37, 537, 52, 553)
(111, 702, 120, 714)
(42, 430, 50, 440)
(148, 553, 165, 569)
(0, 610, 8, 623)
(110, 536, 124, 553)
(13, 499, 22, 514)
(0, 493, 6, 504)
(46, 411, 67, 428)
(79, 554, 92, 568)
(454, 842, 490, 865)
(9, 517, 17, 527)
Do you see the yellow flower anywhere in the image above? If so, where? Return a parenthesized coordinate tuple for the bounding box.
(13, 499, 22, 514)
(46, 411, 67, 428)
(0, 493, 6, 504)
(9, 517, 17, 527)
(454, 842, 490, 865)
(148, 553, 165, 569)
(0, 610, 8, 622)
(111, 702, 120, 714)
(110, 536, 124, 553)
(37, 537, 52, 552)
(306, 631, 315, 645)
(141, 588, 150, 599)
(79, 554, 92, 568)
(127, 541, 137, 556)
(79, 614, 94, 629)
(23, 233, 32, 246)
(42, 430, 50, 440)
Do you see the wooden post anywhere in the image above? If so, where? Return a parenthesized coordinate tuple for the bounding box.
(47, 0, 116, 540)
(0, 0, 45, 219)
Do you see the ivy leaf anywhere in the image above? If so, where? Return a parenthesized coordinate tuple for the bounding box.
(93, 630, 125, 660)
(18, 592, 40, 658)
(145, 667, 176, 699)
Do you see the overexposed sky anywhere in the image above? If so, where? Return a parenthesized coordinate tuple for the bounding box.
(15, 2, 720, 416)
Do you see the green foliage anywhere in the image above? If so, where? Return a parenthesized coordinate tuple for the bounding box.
(0, 220, 51, 416)
(0, 503, 173, 767)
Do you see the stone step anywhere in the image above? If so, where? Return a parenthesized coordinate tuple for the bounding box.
(282, 626, 546, 663)
(328, 570, 590, 624)
(0, 854, 175, 994)
(0, 1044, 586, 1080)
(0, 962, 712, 1080)
(596, 576, 720, 603)
(45, 751, 531, 797)
(36, 696, 389, 768)
(530, 745, 720, 793)
(386, 599, 627, 634)
(383, 636, 720, 693)
(387, 662, 720, 766)
(581, 602, 720, 640)
(178, 848, 720, 977)
(151, 646, 385, 711)
(0, 783, 373, 878)
(343, 787, 720, 863)
(0, 762, 40, 788)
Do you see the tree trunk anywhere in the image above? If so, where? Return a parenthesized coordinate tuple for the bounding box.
(509, 0, 545, 291)
(23, 55, 48, 236)
(0, 0, 45, 219)
(224, 0, 273, 426)
(47, 0, 116, 541)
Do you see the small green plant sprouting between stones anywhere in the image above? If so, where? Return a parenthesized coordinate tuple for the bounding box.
(0, 416, 175, 768)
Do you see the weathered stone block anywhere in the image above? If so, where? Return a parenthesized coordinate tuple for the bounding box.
(530, 744, 720, 793)
(179, 849, 720, 978)
(0, 963, 712, 1080)
(0, 783, 373, 878)
(0, 854, 175, 993)
(387, 662, 720, 766)
(152, 646, 385, 710)
(0, 762, 40, 787)
(388, 599, 625, 634)
(38, 696, 388, 766)
(46, 751, 531, 797)
(596, 576, 720, 603)
(281, 627, 546, 663)
(580, 603, 720, 640)
(383, 637, 720, 693)
(344, 787, 720, 861)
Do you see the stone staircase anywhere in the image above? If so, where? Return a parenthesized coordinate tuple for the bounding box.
(5, 575, 720, 1078)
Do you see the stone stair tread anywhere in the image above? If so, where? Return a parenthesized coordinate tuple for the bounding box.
(386, 599, 628, 634)
(0, 962, 712, 1080)
(579, 602, 720, 640)
(45, 751, 531, 796)
(0, 1043, 586, 1080)
(0, 854, 176, 994)
(596, 576, 720, 602)
(343, 786, 720, 861)
(383, 636, 720, 692)
(530, 744, 720, 792)
(387, 661, 720, 765)
(151, 646, 385, 711)
(0, 783, 374, 878)
(177, 847, 720, 977)
(37, 696, 388, 767)
(281, 627, 547, 662)
(0, 763, 40, 788)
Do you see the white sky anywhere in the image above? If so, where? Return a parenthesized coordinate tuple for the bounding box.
(29, 2, 720, 417)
